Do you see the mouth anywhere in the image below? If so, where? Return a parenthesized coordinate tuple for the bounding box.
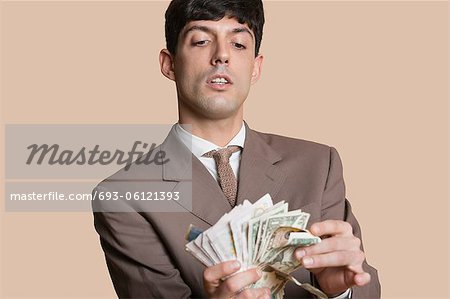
(207, 74, 233, 90)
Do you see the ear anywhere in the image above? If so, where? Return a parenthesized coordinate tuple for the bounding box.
(159, 49, 176, 81)
(250, 54, 264, 85)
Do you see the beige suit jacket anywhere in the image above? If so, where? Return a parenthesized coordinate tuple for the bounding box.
(92, 124, 381, 298)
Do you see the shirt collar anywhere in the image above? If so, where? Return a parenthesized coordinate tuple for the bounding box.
(175, 122, 245, 159)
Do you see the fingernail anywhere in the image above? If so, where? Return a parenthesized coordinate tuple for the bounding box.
(232, 261, 240, 269)
(296, 250, 306, 259)
(355, 273, 370, 285)
(302, 257, 313, 266)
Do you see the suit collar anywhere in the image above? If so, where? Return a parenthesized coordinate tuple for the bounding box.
(236, 122, 286, 205)
(242, 121, 282, 165)
(174, 122, 246, 158)
(160, 125, 193, 182)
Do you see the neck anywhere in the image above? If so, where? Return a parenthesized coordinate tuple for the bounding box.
(178, 116, 243, 147)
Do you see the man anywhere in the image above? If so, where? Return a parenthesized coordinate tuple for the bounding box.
(93, 0, 381, 298)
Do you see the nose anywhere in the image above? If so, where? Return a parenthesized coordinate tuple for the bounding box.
(211, 40, 229, 66)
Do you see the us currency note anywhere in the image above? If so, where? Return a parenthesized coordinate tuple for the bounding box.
(256, 210, 310, 263)
(250, 202, 288, 263)
(185, 194, 328, 299)
(230, 196, 273, 269)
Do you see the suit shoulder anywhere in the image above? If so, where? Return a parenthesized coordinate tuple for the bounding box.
(250, 130, 343, 189)
(253, 130, 333, 157)
(94, 147, 165, 190)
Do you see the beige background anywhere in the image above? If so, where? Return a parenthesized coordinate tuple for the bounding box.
(1, 0, 448, 298)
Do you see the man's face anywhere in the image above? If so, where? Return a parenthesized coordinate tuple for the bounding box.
(165, 17, 263, 120)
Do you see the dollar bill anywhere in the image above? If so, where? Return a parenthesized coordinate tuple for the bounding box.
(256, 210, 310, 263)
(250, 201, 287, 263)
(185, 193, 327, 299)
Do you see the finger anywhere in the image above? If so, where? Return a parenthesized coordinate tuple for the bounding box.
(295, 236, 361, 259)
(301, 250, 365, 269)
(222, 268, 263, 295)
(256, 291, 271, 299)
(354, 272, 371, 286)
(203, 260, 241, 286)
(310, 220, 353, 237)
(235, 288, 270, 299)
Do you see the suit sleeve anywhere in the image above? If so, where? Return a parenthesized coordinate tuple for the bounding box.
(92, 185, 192, 299)
(316, 147, 381, 298)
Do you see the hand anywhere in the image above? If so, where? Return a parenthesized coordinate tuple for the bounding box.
(295, 220, 371, 296)
(203, 260, 270, 299)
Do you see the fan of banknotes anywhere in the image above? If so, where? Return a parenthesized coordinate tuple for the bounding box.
(185, 194, 328, 299)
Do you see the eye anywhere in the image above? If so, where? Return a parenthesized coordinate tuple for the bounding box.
(233, 42, 247, 50)
(193, 40, 209, 46)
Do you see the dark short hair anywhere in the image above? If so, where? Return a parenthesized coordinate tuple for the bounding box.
(165, 0, 265, 57)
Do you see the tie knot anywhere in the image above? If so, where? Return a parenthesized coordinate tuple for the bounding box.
(203, 146, 241, 163)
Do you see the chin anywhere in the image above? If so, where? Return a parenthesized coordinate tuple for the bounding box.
(200, 97, 242, 119)
(197, 107, 236, 120)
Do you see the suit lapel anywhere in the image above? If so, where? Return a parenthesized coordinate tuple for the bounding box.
(161, 125, 232, 226)
(190, 157, 233, 225)
(236, 123, 287, 205)
(161, 123, 287, 225)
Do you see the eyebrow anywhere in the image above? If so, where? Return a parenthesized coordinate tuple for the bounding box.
(183, 25, 254, 40)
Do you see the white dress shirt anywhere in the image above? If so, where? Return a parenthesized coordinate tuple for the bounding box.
(175, 123, 245, 182)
